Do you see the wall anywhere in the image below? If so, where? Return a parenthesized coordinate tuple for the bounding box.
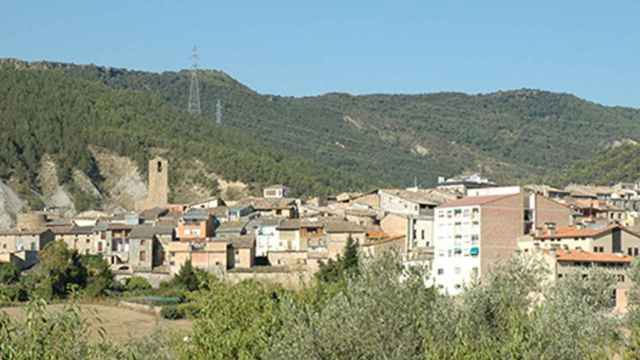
(534, 194, 572, 229)
(129, 238, 154, 272)
(379, 191, 419, 216)
(225, 270, 313, 289)
(234, 247, 254, 268)
(352, 193, 380, 209)
(256, 225, 281, 257)
(381, 213, 408, 237)
(267, 251, 308, 267)
(480, 193, 525, 277)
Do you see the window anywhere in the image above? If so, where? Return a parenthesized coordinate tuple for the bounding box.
(141, 240, 146, 246)
(139, 250, 146, 262)
(629, 248, 633, 256)
(635, 248, 639, 256)
(421, 230, 425, 240)
(86, 238, 90, 244)
(437, 268, 444, 275)
(98, 242, 103, 252)
(617, 274, 625, 282)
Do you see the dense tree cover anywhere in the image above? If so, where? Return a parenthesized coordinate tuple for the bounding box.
(0, 65, 374, 210)
(0, 242, 114, 302)
(4, 60, 640, 195)
(42, 60, 640, 186)
(555, 143, 640, 185)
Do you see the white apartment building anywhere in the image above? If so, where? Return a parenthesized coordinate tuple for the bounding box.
(431, 203, 482, 295)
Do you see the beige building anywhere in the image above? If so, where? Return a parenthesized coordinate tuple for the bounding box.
(518, 224, 640, 256)
(324, 221, 367, 259)
(167, 240, 231, 275)
(0, 229, 55, 270)
(229, 236, 256, 269)
(53, 226, 97, 255)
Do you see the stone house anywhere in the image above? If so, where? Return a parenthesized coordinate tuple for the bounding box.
(324, 220, 367, 259)
(229, 235, 256, 269)
(167, 240, 231, 275)
(53, 226, 96, 255)
(128, 224, 175, 272)
(0, 229, 54, 270)
(177, 208, 215, 240)
(216, 220, 248, 239)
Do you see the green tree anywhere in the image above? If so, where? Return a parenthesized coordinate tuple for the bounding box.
(32, 241, 87, 299)
(315, 236, 359, 283)
(172, 260, 200, 292)
(0, 263, 20, 285)
(182, 280, 281, 359)
(80, 255, 113, 297)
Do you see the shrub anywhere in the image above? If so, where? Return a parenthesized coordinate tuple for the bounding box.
(160, 305, 184, 320)
(125, 276, 152, 292)
(0, 263, 20, 285)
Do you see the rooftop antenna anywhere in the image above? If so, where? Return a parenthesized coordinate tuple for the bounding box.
(188, 46, 202, 115)
(216, 99, 222, 125)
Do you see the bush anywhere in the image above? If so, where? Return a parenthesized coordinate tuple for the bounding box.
(160, 305, 184, 320)
(0, 263, 20, 285)
(177, 302, 200, 318)
(124, 276, 152, 292)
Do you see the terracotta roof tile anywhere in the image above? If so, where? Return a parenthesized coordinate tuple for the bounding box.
(555, 250, 632, 263)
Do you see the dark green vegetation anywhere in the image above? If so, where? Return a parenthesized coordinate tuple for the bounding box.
(48, 61, 640, 186)
(0, 61, 371, 210)
(3, 58, 640, 210)
(557, 142, 640, 185)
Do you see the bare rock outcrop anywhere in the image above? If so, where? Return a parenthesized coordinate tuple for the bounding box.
(0, 181, 25, 230)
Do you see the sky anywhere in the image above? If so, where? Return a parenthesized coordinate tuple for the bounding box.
(2, 1, 640, 107)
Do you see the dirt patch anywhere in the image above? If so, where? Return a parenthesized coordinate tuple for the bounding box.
(1, 303, 192, 344)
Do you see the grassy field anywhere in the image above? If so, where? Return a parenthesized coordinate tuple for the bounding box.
(1, 304, 192, 344)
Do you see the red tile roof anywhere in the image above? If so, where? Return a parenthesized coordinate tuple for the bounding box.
(533, 224, 639, 240)
(555, 250, 632, 263)
(438, 194, 517, 208)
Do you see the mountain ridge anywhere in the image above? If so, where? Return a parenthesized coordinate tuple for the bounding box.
(2, 58, 640, 211)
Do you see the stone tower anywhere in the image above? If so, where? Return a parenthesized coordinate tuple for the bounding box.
(138, 157, 169, 210)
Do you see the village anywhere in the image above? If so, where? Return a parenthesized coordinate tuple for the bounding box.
(1, 156, 640, 310)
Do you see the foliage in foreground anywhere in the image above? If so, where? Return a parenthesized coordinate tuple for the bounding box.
(1, 253, 638, 359)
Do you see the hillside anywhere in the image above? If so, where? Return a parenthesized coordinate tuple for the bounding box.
(32, 59, 640, 187)
(0, 61, 373, 213)
(3, 58, 640, 212)
(556, 142, 640, 185)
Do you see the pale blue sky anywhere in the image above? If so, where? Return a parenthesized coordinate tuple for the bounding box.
(2, 1, 640, 106)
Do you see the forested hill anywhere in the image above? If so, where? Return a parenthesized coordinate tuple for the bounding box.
(2, 58, 640, 209)
(0, 61, 374, 210)
(557, 142, 640, 185)
(23, 58, 640, 187)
